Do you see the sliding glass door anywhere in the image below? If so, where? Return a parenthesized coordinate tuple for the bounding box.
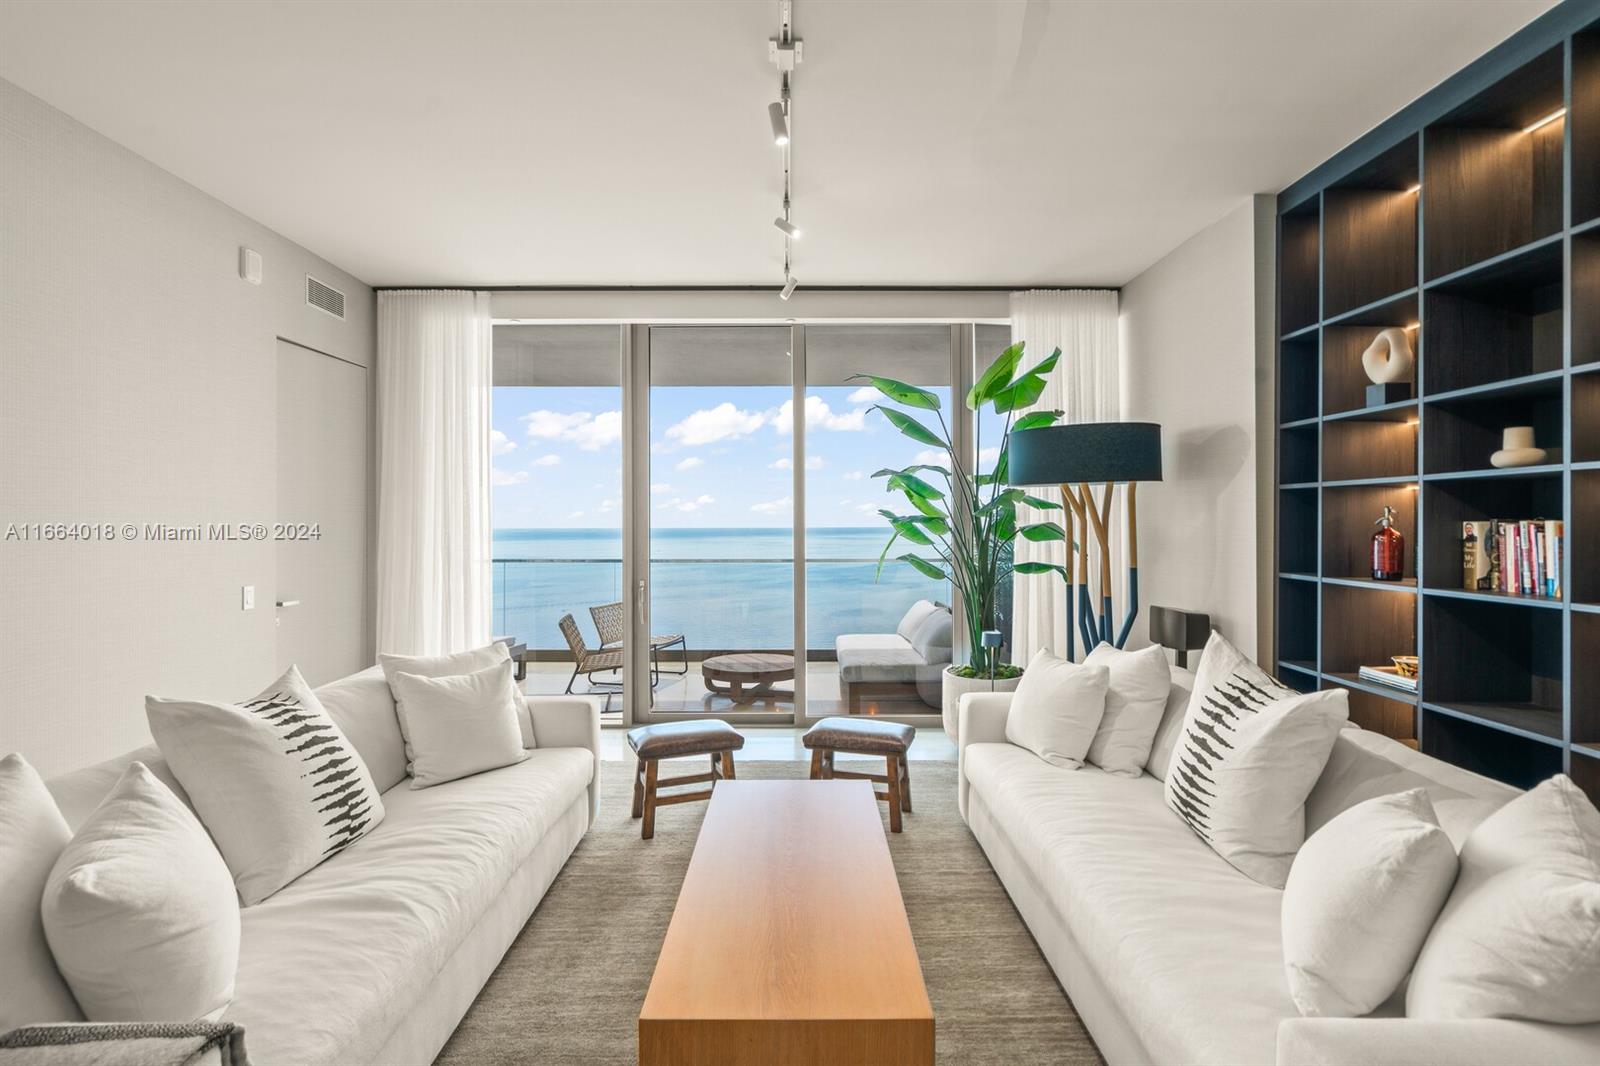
(636, 326, 798, 722)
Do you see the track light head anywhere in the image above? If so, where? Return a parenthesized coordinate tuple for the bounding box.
(780, 275, 798, 300)
(773, 217, 801, 239)
(768, 101, 790, 146)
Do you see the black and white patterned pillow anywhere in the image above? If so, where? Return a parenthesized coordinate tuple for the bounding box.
(147, 666, 385, 904)
(1163, 632, 1348, 887)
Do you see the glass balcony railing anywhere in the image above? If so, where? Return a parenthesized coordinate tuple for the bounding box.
(492, 557, 953, 654)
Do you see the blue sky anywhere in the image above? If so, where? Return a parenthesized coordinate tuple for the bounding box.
(491, 384, 1000, 529)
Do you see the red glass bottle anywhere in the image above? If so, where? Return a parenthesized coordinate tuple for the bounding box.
(1372, 505, 1404, 581)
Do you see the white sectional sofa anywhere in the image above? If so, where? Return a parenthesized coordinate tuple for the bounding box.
(43, 666, 601, 1066)
(957, 666, 1600, 1066)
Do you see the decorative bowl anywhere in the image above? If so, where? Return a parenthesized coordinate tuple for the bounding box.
(1392, 655, 1419, 679)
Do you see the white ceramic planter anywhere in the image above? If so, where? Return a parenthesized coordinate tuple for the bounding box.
(941, 665, 1022, 740)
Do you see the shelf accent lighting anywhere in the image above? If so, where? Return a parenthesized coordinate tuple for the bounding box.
(1523, 107, 1566, 133)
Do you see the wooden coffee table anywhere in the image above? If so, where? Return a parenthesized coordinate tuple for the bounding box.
(700, 652, 794, 703)
(639, 780, 934, 1065)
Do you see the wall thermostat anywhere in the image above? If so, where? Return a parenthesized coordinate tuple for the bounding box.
(239, 247, 262, 285)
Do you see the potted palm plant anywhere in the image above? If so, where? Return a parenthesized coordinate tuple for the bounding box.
(854, 341, 1070, 736)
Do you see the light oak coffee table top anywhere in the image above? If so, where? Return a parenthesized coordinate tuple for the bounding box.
(638, 779, 934, 1066)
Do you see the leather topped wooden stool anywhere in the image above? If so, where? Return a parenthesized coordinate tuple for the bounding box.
(802, 717, 915, 832)
(627, 720, 745, 839)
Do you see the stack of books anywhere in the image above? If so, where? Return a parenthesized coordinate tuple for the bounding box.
(1462, 519, 1563, 598)
(1358, 664, 1419, 693)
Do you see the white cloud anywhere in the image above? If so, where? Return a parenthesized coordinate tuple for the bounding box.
(596, 498, 618, 513)
(675, 456, 704, 471)
(521, 409, 621, 450)
(856, 502, 881, 514)
(979, 446, 1001, 464)
(842, 470, 865, 481)
(847, 386, 880, 404)
(750, 495, 793, 515)
(567, 510, 585, 519)
(913, 448, 950, 467)
(650, 482, 671, 494)
(661, 494, 715, 514)
(774, 395, 868, 435)
(490, 429, 517, 456)
(665, 403, 766, 447)
(492, 468, 529, 487)
(531, 454, 561, 467)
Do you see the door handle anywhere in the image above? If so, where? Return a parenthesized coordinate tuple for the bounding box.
(635, 579, 645, 616)
(275, 600, 301, 609)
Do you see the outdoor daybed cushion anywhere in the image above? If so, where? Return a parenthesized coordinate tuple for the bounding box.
(835, 633, 932, 684)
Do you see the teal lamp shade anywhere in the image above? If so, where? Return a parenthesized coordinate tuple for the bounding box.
(1007, 422, 1163, 486)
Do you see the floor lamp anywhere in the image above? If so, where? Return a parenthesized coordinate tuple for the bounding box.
(1008, 422, 1163, 658)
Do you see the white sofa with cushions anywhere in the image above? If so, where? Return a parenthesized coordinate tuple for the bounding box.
(834, 599, 952, 712)
(40, 666, 601, 1066)
(956, 662, 1600, 1066)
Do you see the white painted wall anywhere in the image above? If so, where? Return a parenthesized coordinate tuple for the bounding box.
(0, 78, 375, 776)
(1119, 196, 1276, 662)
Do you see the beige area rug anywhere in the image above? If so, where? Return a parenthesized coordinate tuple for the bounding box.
(436, 760, 1102, 1066)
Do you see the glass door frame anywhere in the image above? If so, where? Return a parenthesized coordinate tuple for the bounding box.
(616, 321, 988, 728)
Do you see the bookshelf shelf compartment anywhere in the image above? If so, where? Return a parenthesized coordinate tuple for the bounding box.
(1323, 295, 1419, 417)
(1323, 138, 1420, 318)
(1422, 596, 1562, 725)
(1574, 471, 1600, 603)
(1419, 473, 1561, 591)
(1280, 423, 1319, 485)
(1329, 679, 1418, 741)
(1422, 379, 1561, 475)
(1279, 332, 1319, 425)
(1574, 24, 1600, 227)
(1422, 46, 1565, 280)
(1321, 583, 1415, 679)
(1575, 233, 1600, 385)
(1280, 196, 1320, 336)
(1323, 484, 1417, 583)
(1277, 577, 1318, 669)
(1279, 488, 1318, 576)
(1422, 710, 1564, 791)
(1573, 613, 1600, 750)
(1324, 418, 1416, 482)
(1422, 240, 1563, 396)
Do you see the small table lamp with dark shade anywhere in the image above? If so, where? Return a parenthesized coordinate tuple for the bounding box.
(1007, 422, 1163, 658)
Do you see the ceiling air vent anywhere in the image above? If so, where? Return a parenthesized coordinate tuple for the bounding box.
(305, 275, 346, 320)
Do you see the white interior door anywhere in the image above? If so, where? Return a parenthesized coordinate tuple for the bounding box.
(275, 338, 371, 683)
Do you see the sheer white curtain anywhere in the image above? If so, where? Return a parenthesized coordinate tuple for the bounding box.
(375, 290, 494, 656)
(1009, 289, 1121, 662)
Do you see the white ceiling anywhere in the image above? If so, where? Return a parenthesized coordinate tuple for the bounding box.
(0, 0, 1557, 289)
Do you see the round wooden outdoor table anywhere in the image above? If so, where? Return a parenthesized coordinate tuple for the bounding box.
(701, 653, 795, 703)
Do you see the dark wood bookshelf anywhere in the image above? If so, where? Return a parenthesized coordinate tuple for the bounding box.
(1274, 1, 1600, 803)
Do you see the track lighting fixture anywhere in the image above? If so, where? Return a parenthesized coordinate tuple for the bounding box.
(780, 275, 798, 300)
(773, 217, 801, 239)
(768, 101, 790, 146)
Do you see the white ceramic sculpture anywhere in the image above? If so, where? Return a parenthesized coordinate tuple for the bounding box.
(1490, 426, 1547, 468)
(1361, 327, 1414, 384)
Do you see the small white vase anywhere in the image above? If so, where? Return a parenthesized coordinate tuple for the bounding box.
(941, 665, 1022, 741)
(1490, 426, 1547, 469)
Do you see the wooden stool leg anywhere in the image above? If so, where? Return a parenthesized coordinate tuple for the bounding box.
(899, 753, 912, 813)
(823, 750, 836, 779)
(631, 756, 645, 818)
(642, 759, 659, 840)
(710, 752, 721, 779)
(884, 755, 903, 833)
(808, 748, 824, 779)
(721, 750, 735, 779)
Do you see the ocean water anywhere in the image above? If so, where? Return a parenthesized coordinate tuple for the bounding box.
(492, 527, 951, 651)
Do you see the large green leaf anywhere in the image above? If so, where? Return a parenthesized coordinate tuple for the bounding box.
(1020, 493, 1063, 511)
(1021, 347, 1062, 380)
(874, 528, 902, 580)
(966, 341, 1024, 409)
(1014, 561, 1070, 579)
(873, 406, 947, 448)
(977, 487, 1025, 516)
(846, 374, 941, 410)
(907, 493, 947, 519)
(871, 463, 949, 480)
(1018, 521, 1066, 542)
(991, 372, 1049, 413)
(886, 472, 945, 500)
(993, 507, 1017, 543)
(1012, 409, 1063, 431)
(897, 554, 948, 581)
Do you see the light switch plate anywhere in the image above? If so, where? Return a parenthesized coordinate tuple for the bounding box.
(241, 585, 255, 610)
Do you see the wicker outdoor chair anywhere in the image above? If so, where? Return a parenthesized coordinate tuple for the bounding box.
(589, 601, 687, 685)
(558, 613, 623, 711)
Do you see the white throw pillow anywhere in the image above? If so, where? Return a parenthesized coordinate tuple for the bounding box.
(388, 660, 529, 788)
(1282, 789, 1458, 1017)
(1407, 774, 1600, 1023)
(1083, 642, 1172, 777)
(41, 763, 239, 1021)
(380, 642, 535, 752)
(895, 600, 939, 642)
(909, 608, 953, 664)
(1003, 649, 1110, 769)
(1164, 632, 1347, 887)
(1144, 664, 1197, 781)
(0, 755, 83, 1028)
(147, 666, 386, 905)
